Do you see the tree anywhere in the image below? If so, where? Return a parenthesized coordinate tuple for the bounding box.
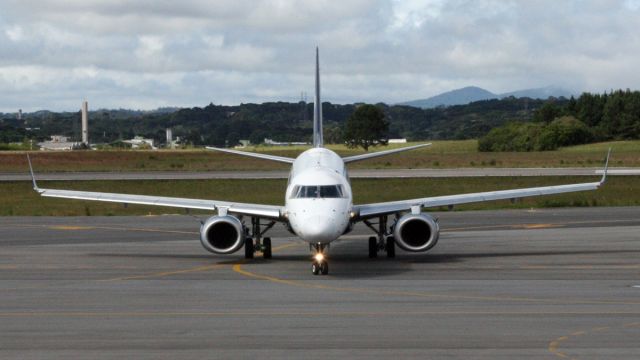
(343, 104, 389, 151)
(478, 122, 543, 152)
(533, 102, 561, 123)
(537, 116, 593, 150)
(323, 125, 343, 144)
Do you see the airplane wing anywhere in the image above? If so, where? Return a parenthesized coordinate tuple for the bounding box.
(27, 156, 283, 219)
(354, 149, 611, 219)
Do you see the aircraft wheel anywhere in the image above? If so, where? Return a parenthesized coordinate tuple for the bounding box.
(320, 261, 329, 275)
(386, 236, 396, 258)
(244, 238, 254, 259)
(311, 261, 320, 275)
(368, 236, 377, 258)
(263, 237, 272, 259)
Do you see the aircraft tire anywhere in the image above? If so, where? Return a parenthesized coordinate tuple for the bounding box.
(368, 236, 377, 258)
(263, 237, 272, 259)
(311, 261, 320, 275)
(320, 261, 329, 275)
(244, 238, 254, 259)
(386, 236, 396, 258)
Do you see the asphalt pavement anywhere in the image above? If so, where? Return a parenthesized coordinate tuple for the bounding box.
(1, 207, 639, 359)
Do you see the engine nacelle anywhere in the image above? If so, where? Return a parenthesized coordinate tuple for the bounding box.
(199, 215, 245, 254)
(393, 213, 440, 252)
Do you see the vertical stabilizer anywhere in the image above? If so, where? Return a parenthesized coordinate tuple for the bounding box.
(313, 47, 323, 148)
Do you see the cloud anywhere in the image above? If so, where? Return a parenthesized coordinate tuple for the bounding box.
(0, 0, 639, 111)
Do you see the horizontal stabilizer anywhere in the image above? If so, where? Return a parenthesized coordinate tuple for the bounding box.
(342, 143, 431, 163)
(206, 146, 295, 164)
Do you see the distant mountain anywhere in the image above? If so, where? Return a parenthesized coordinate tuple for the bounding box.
(399, 86, 576, 109)
(399, 86, 496, 108)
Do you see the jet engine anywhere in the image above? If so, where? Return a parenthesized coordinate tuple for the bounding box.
(199, 215, 245, 254)
(393, 213, 440, 252)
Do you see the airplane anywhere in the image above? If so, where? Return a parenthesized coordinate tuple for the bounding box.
(27, 48, 611, 275)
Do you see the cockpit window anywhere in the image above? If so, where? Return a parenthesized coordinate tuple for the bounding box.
(320, 185, 341, 198)
(292, 185, 344, 198)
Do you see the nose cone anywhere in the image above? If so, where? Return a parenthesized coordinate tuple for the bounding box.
(299, 215, 340, 242)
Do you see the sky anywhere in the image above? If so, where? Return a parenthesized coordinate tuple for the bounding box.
(1, 0, 639, 112)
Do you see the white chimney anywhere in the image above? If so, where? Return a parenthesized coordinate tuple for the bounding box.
(81, 100, 89, 145)
(166, 128, 173, 148)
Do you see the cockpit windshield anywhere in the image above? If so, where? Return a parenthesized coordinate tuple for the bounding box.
(292, 185, 344, 199)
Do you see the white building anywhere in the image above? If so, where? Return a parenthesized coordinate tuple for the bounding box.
(123, 136, 156, 149)
(38, 135, 80, 151)
(264, 138, 309, 146)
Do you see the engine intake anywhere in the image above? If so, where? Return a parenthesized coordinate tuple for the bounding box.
(200, 215, 245, 254)
(393, 213, 439, 252)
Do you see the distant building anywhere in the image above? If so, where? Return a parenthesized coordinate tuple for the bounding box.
(17, 109, 22, 121)
(50, 135, 69, 142)
(123, 136, 155, 149)
(264, 138, 309, 146)
(388, 138, 407, 144)
(237, 140, 251, 148)
(38, 135, 80, 151)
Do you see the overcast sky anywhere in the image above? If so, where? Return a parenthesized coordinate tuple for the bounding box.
(1, 0, 639, 112)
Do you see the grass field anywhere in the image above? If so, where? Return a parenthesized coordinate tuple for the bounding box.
(2, 176, 637, 216)
(1, 140, 639, 173)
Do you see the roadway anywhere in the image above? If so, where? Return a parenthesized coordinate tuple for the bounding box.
(1, 207, 639, 359)
(1, 167, 640, 181)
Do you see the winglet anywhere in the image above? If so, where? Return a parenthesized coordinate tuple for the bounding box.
(599, 147, 611, 185)
(26, 154, 41, 192)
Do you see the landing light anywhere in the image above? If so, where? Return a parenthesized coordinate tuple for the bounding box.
(314, 253, 324, 262)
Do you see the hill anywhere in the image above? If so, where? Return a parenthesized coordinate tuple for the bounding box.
(399, 86, 496, 108)
(400, 86, 575, 109)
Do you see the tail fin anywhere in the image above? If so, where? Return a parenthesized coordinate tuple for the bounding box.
(313, 47, 323, 148)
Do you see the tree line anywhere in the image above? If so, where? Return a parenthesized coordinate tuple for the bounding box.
(3, 91, 638, 150)
(0, 97, 546, 147)
(479, 90, 640, 151)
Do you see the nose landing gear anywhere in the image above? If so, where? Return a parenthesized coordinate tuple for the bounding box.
(311, 243, 329, 275)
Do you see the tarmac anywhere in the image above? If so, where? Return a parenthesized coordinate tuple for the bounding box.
(2, 167, 640, 181)
(1, 207, 640, 359)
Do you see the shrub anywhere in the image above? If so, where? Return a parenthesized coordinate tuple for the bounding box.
(479, 116, 592, 152)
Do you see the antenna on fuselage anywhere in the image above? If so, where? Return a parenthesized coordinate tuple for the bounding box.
(313, 47, 323, 148)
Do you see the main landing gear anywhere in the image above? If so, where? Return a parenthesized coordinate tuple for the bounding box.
(311, 243, 329, 275)
(364, 215, 396, 258)
(245, 217, 275, 259)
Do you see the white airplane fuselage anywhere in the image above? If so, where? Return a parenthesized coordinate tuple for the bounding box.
(285, 147, 353, 244)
